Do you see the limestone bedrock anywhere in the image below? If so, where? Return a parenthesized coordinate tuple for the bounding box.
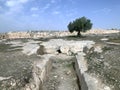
(41, 39, 95, 55)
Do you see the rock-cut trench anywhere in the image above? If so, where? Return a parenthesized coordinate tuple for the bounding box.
(42, 54, 80, 90)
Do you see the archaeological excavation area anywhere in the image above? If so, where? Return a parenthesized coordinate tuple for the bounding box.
(0, 30, 120, 90)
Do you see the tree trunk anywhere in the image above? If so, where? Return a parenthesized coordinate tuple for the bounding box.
(77, 31, 81, 37)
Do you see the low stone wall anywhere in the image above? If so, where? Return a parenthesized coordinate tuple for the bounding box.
(75, 51, 111, 90)
(85, 29, 120, 35)
(7, 32, 31, 39)
(0, 29, 119, 39)
(75, 52, 88, 90)
(0, 33, 8, 39)
(1, 31, 75, 39)
(26, 54, 54, 90)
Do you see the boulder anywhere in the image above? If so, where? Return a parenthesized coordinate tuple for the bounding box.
(60, 46, 70, 54)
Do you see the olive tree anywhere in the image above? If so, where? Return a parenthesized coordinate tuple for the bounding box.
(67, 16, 92, 36)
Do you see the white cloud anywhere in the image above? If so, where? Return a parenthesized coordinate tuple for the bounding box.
(69, 0, 75, 4)
(52, 11, 60, 15)
(40, 3, 50, 13)
(30, 7, 39, 11)
(43, 3, 50, 10)
(93, 8, 111, 14)
(50, 0, 62, 3)
(66, 13, 73, 17)
(5, 0, 29, 14)
(51, 0, 56, 3)
(19, 0, 28, 3)
(31, 14, 39, 17)
(0, 6, 2, 10)
(65, 9, 77, 17)
(5, 0, 28, 7)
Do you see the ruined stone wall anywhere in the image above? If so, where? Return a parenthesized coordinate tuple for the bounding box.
(85, 29, 120, 34)
(0, 31, 75, 39)
(0, 30, 119, 39)
(0, 33, 8, 39)
(7, 32, 31, 39)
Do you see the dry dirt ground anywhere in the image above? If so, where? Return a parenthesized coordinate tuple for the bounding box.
(0, 50, 39, 89)
(0, 32, 120, 90)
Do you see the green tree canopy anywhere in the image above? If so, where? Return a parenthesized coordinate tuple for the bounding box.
(67, 16, 92, 36)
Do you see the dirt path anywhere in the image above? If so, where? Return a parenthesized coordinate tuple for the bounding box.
(42, 54, 79, 90)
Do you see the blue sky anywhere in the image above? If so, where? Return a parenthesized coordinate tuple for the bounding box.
(0, 0, 120, 32)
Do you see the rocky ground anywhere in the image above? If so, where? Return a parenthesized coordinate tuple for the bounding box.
(41, 33, 120, 90)
(0, 46, 34, 89)
(0, 38, 81, 90)
(0, 31, 120, 90)
(0, 39, 43, 90)
(85, 35, 120, 90)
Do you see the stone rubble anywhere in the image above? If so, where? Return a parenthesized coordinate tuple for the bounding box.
(41, 39, 95, 55)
